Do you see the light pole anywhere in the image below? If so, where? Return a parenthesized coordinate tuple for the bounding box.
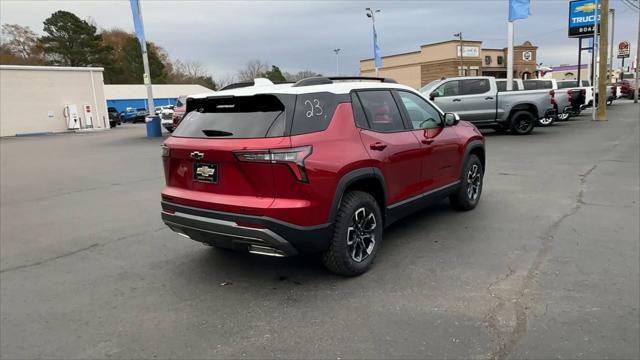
(366, 7, 381, 76)
(333, 48, 341, 75)
(454, 32, 464, 76)
(609, 8, 615, 81)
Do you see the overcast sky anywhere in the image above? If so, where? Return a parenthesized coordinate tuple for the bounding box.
(1, 0, 638, 80)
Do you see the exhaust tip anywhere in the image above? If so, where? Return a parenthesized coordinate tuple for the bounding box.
(248, 245, 286, 257)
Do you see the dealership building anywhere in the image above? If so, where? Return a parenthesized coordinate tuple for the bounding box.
(360, 40, 538, 89)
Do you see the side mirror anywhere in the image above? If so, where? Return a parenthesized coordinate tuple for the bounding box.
(444, 113, 460, 126)
(429, 92, 439, 101)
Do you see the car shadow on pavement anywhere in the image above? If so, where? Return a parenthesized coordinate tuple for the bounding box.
(167, 200, 460, 290)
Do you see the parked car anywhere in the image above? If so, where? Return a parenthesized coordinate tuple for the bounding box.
(616, 80, 635, 99)
(154, 105, 174, 115)
(160, 76, 486, 276)
(134, 107, 149, 123)
(120, 107, 138, 123)
(421, 76, 554, 134)
(160, 107, 175, 132)
(107, 107, 122, 128)
(171, 96, 188, 129)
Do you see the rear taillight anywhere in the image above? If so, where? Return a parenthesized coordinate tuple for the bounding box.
(611, 86, 617, 96)
(161, 144, 170, 157)
(233, 146, 313, 182)
(549, 90, 556, 105)
(568, 90, 574, 105)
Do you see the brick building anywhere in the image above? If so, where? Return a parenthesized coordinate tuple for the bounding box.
(360, 40, 538, 89)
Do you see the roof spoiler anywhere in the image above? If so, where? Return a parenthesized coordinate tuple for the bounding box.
(292, 76, 397, 87)
(218, 78, 275, 91)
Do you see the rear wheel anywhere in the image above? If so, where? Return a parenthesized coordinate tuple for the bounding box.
(509, 111, 535, 135)
(537, 116, 555, 127)
(450, 155, 483, 211)
(322, 191, 383, 276)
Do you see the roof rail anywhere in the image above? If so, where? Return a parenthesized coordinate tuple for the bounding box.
(292, 77, 333, 87)
(292, 76, 397, 87)
(328, 76, 397, 83)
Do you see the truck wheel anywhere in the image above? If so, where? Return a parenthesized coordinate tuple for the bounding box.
(537, 116, 555, 127)
(509, 111, 535, 135)
(450, 155, 483, 211)
(322, 191, 383, 276)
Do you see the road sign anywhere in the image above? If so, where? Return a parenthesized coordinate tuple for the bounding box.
(568, 0, 601, 38)
(618, 41, 630, 59)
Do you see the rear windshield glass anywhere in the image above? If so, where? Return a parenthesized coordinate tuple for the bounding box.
(173, 95, 288, 139)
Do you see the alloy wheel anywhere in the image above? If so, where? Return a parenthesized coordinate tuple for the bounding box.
(347, 207, 377, 262)
(467, 164, 481, 201)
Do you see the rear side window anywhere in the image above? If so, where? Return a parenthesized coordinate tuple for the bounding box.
(496, 81, 519, 92)
(291, 92, 337, 136)
(357, 91, 405, 132)
(557, 81, 578, 89)
(351, 93, 369, 128)
(460, 79, 490, 95)
(173, 95, 288, 139)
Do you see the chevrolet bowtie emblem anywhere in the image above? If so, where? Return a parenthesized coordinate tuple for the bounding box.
(190, 151, 204, 160)
(196, 166, 215, 177)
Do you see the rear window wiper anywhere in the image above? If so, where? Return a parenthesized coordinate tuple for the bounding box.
(202, 129, 234, 137)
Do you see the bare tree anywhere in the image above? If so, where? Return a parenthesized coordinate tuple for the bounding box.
(1, 24, 38, 59)
(237, 60, 268, 81)
(216, 74, 237, 89)
(284, 70, 322, 82)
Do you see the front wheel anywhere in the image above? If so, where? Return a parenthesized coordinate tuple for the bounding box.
(509, 111, 535, 135)
(322, 191, 383, 276)
(450, 155, 483, 211)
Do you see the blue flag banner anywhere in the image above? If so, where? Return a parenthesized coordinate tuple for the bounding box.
(373, 25, 382, 69)
(509, 0, 531, 22)
(129, 0, 146, 47)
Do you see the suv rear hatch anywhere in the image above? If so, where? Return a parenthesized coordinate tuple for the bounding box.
(162, 94, 304, 215)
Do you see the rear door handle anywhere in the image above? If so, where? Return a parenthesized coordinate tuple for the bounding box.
(452, 98, 462, 102)
(421, 138, 434, 145)
(369, 142, 387, 151)
(485, 96, 494, 100)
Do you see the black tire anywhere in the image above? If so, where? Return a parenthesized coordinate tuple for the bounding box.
(509, 110, 535, 135)
(322, 191, 383, 276)
(450, 155, 483, 211)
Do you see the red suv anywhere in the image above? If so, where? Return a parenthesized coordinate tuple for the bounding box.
(161, 77, 485, 276)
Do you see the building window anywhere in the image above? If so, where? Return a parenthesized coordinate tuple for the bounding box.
(485, 56, 492, 65)
(497, 56, 504, 65)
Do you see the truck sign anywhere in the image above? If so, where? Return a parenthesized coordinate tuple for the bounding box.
(568, 0, 600, 38)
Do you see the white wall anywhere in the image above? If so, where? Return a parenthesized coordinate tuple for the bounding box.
(0, 65, 108, 137)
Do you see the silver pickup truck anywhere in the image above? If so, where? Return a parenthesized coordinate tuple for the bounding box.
(420, 76, 554, 135)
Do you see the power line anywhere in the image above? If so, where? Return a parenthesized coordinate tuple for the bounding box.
(621, 0, 639, 11)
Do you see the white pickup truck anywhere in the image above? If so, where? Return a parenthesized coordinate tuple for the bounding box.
(420, 76, 555, 135)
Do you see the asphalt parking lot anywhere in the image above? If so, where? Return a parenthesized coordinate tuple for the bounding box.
(1, 101, 639, 359)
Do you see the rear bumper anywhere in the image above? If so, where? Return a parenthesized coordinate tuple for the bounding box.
(161, 200, 332, 256)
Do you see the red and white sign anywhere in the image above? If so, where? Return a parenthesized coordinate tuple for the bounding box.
(618, 41, 630, 59)
(83, 104, 94, 128)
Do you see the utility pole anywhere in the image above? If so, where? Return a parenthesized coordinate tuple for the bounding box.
(609, 8, 615, 81)
(635, 2, 640, 104)
(454, 32, 464, 76)
(597, 0, 609, 121)
(333, 48, 341, 75)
